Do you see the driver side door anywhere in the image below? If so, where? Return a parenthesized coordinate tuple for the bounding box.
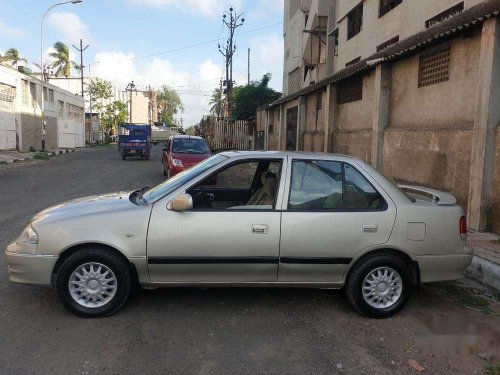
(146, 157, 284, 283)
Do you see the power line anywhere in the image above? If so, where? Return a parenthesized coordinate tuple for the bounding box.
(92, 22, 282, 65)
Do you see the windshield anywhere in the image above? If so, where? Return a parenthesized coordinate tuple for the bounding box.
(173, 138, 210, 154)
(142, 154, 227, 203)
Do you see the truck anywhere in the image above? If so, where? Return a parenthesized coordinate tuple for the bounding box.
(118, 123, 152, 160)
(151, 128, 179, 145)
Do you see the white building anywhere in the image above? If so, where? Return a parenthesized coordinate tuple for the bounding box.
(0, 65, 85, 151)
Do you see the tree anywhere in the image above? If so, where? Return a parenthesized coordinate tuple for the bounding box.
(100, 101, 129, 132)
(232, 73, 281, 120)
(156, 85, 184, 125)
(1, 48, 28, 68)
(209, 87, 223, 117)
(86, 78, 113, 112)
(49, 42, 74, 77)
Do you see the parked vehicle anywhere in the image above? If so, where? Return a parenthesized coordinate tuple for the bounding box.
(151, 126, 178, 145)
(162, 135, 211, 178)
(118, 124, 152, 160)
(5, 152, 472, 318)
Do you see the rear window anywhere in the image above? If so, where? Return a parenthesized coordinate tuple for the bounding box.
(173, 138, 210, 154)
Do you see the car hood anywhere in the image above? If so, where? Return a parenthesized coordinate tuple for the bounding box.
(31, 191, 139, 225)
(171, 153, 210, 166)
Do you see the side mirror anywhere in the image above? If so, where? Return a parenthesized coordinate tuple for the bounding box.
(167, 193, 193, 212)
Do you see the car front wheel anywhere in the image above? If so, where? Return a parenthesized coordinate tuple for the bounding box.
(56, 247, 133, 318)
(345, 254, 411, 318)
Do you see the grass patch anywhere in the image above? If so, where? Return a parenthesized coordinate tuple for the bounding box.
(484, 363, 500, 375)
(33, 152, 49, 160)
(438, 282, 498, 315)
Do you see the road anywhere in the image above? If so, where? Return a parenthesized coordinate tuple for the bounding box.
(0, 145, 498, 375)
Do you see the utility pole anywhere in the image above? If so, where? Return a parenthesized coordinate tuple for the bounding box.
(72, 39, 89, 97)
(247, 48, 250, 85)
(218, 7, 244, 120)
(126, 81, 137, 123)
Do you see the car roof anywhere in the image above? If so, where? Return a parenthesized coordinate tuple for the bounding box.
(171, 135, 204, 140)
(218, 150, 363, 162)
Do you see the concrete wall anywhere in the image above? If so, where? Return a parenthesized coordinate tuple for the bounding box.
(489, 129, 500, 233)
(390, 36, 480, 128)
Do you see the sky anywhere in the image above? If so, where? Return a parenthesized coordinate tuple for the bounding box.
(0, 0, 284, 126)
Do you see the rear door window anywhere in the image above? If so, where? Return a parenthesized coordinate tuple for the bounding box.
(288, 160, 386, 211)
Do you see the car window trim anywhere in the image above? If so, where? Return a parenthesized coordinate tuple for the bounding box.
(286, 159, 388, 212)
(185, 157, 285, 212)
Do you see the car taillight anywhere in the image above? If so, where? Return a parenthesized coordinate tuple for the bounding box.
(459, 216, 467, 241)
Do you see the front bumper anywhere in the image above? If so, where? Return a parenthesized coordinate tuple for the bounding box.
(5, 242, 58, 286)
(416, 250, 473, 283)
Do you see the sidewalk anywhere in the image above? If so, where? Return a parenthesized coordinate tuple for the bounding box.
(466, 230, 500, 291)
(0, 149, 75, 164)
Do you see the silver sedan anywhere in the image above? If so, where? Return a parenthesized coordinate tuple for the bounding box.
(6, 151, 472, 318)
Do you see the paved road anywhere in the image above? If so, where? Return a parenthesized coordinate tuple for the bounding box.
(0, 145, 498, 375)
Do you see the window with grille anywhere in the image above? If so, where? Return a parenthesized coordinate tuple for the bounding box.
(288, 68, 301, 94)
(337, 76, 363, 104)
(345, 56, 361, 67)
(29, 82, 37, 105)
(0, 85, 15, 103)
(317, 92, 323, 110)
(426, 2, 464, 28)
(58, 100, 65, 117)
(347, 3, 363, 40)
(379, 0, 402, 18)
(418, 44, 451, 88)
(376, 35, 400, 52)
(333, 29, 339, 56)
(289, 0, 299, 18)
(21, 80, 29, 106)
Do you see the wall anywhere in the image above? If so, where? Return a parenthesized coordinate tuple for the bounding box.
(491, 129, 500, 233)
(336, 0, 485, 70)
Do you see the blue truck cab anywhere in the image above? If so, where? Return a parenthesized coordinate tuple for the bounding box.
(118, 123, 152, 160)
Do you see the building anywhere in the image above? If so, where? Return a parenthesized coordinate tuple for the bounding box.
(256, 0, 500, 232)
(0, 65, 85, 152)
(128, 90, 158, 125)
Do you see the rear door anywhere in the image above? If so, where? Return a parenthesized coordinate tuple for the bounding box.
(278, 158, 397, 283)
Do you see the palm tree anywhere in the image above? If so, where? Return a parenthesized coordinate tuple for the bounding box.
(209, 87, 223, 118)
(49, 42, 74, 78)
(2, 48, 28, 68)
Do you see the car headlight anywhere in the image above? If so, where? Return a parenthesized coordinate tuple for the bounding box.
(172, 159, 183, 167)
(19, 225, 39, 245)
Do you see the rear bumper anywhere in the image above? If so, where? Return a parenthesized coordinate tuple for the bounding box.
(416, 250, 473, 283)
(122, 149, 149, 156)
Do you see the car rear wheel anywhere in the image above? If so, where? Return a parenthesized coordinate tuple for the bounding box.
(56, 247, 133, 318)
(345, 254, 411, 318)
(121, 155, 126, 160)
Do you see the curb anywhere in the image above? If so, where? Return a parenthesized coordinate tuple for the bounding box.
(466, 254, 500, 291)
(0, 149, 75, 165)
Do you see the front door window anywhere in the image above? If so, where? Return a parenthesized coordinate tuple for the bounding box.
(189, 159, 282, 210)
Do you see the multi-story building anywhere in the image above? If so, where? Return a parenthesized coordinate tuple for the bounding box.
(256, 0, 500, 232)
(0, 65, 85, 151)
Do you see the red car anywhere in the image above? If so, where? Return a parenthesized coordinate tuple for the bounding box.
(162, 135, 212, 178)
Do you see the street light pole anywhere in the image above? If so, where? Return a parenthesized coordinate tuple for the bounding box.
(40, 0, 83, 151)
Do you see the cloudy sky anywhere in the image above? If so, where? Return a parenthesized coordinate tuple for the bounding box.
(0, 0, 284, 126)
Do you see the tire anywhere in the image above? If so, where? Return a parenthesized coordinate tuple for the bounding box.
(56, 247, 133, 318)
(345, 253, 411, 319)
(121, 155, 126, 160)
(145, 153, 150, 161)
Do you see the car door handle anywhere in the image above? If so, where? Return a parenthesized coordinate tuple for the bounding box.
(252, 224, 268, 234)
(362, 224, 378, 233)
